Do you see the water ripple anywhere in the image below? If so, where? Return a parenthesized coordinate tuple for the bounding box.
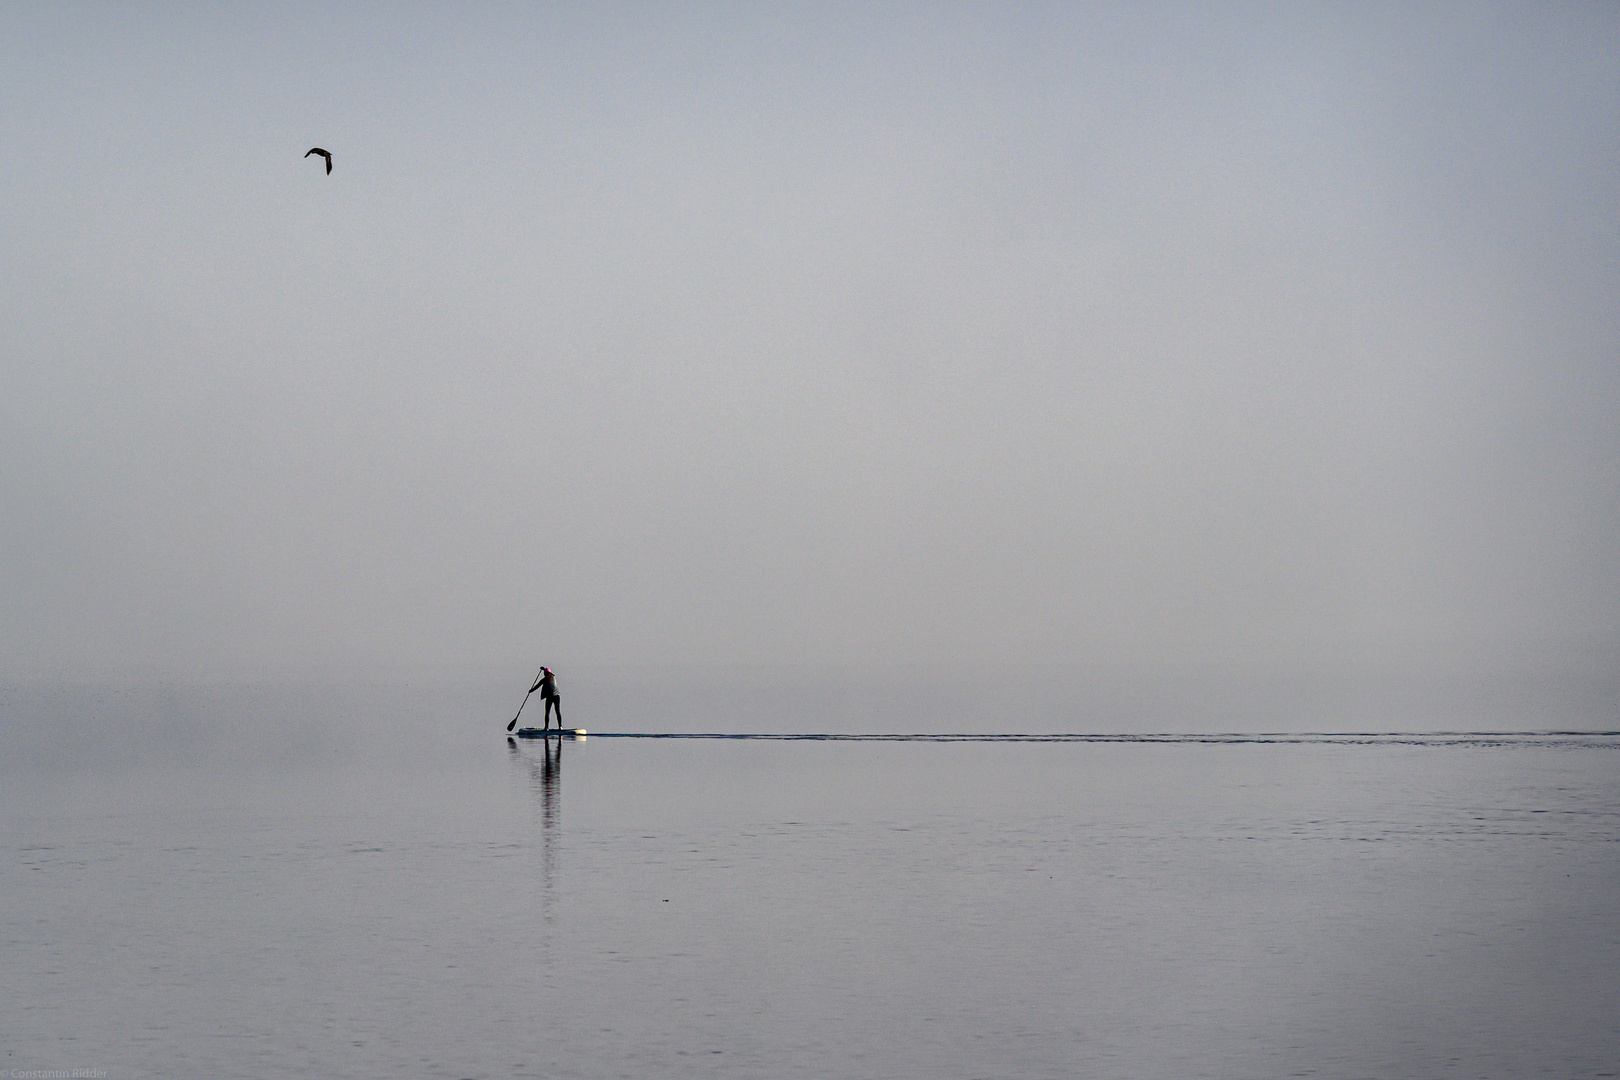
(582, 730, 1620, 748)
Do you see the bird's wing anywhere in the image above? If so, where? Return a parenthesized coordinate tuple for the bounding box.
(325, 157, 332, 174)
(305, 147, 328, 158)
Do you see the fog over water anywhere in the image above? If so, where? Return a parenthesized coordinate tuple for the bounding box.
(2, 4, 1618, 706)
(5, 12, 1620, 1075)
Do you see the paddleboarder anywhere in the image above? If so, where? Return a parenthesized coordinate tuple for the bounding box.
(539, 667, 561, 730)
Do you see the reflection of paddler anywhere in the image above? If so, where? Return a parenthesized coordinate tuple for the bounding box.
(534, 667, 561, 729)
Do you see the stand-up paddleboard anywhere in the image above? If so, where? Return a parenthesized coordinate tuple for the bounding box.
(514, 727, 587, 739)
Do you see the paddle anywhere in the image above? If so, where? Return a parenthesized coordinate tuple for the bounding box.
(507, 664, 546, 732)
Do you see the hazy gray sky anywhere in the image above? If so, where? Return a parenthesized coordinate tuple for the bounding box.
(3, 3, 1617, 682)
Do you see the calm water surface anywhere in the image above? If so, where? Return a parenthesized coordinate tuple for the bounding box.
(4, 710, 1618, 1079)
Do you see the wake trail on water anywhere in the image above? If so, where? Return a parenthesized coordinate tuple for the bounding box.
(580, 731, 1620, 748)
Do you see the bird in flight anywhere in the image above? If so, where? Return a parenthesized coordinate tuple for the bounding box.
(305, 147, 332, 174)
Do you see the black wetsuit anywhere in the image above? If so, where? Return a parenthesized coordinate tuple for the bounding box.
(540, 673, 561, 728)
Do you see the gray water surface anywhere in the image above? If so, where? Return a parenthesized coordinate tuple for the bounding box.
(5, 719, 1618, 1079)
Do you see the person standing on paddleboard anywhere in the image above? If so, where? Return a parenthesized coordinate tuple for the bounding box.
(538, 667, 561, 730)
